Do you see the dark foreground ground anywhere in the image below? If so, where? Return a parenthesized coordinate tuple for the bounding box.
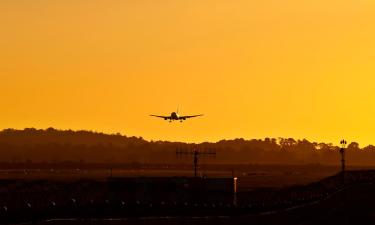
(4, 171, 375, 225)
(30, 182, 375, 225)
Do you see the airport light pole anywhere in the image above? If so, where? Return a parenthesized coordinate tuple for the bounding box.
(340, 139, 347, 173)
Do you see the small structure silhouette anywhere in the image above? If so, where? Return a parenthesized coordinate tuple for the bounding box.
(340, 139, 347, 173)
(176, 147, 216, 177)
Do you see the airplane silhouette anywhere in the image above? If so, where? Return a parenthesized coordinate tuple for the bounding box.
(150, 109, 203, 122)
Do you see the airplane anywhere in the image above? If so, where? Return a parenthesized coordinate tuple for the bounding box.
(150, 109, 203, 122)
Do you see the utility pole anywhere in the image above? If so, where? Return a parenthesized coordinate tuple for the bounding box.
(340, 139, 347, 173)
(176, 148, 216, 178)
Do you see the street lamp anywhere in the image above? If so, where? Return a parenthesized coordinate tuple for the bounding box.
(340, 139, 347, 173)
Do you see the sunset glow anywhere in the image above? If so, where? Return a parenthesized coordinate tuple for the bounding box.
(1, 0, 375, 145)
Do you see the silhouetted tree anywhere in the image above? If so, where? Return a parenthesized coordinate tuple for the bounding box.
(0, 128, 372, 166)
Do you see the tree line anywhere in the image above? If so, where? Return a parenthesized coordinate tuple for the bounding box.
(0, 128, 374, 165)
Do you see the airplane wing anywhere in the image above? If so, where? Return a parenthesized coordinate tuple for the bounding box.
(150, 115, 171, 119)
(179, 114, 204, 119)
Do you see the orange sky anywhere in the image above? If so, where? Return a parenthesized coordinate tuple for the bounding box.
(1, 0, 375, 146)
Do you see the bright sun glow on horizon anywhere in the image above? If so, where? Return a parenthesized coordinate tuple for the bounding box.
(1, 0, 375, 146)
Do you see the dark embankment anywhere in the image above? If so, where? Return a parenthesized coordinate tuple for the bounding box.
(2, 170, 375, 225)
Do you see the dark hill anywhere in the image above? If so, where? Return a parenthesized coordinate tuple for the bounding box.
(0, 128, 374, 165)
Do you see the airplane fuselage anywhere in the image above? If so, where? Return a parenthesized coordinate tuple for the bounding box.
(166, 112, 186, 122)
(170, 112, 179, 120)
